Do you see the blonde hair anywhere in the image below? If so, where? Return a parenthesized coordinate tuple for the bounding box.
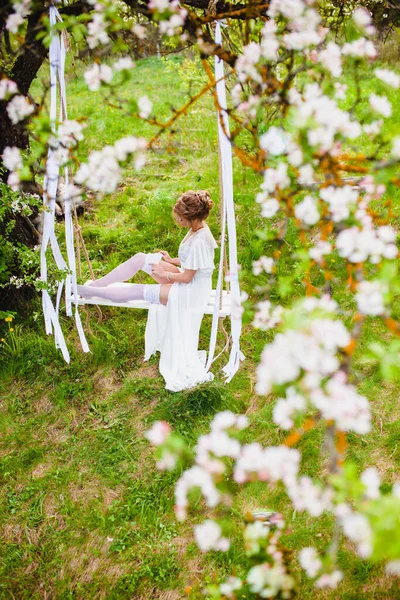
(173, 190, 213, 223)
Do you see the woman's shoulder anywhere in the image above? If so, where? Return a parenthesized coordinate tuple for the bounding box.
(198, 225, 218, 249)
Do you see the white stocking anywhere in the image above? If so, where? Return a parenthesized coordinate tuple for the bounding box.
(77, 283, 161, 304)
(90, 252, 162, 287)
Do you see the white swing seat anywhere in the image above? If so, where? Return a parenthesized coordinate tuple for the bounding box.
(76, 283, 231, 317)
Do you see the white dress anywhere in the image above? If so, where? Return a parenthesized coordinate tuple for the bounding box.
(144, 225, 218, 392)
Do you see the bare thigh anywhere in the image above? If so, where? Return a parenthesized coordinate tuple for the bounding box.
(160, 284, 173, 305)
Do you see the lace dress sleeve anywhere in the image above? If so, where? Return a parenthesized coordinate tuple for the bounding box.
(181, 236, 215, 270)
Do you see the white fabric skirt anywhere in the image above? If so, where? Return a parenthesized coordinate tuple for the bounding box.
(144, 275, 214, 392)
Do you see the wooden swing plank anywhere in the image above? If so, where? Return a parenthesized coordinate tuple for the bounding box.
(76, 285, 231, 317)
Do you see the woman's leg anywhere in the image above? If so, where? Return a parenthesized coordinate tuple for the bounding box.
(90, 252, 163, 287)
(77, 282, 173, 306)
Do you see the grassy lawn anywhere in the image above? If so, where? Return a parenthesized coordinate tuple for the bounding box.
(0, 55, 399, 599)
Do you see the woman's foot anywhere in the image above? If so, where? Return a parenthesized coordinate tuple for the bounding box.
(77, 284, 97, 299)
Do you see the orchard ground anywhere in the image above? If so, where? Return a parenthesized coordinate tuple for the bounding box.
(0, 54, 399, 599)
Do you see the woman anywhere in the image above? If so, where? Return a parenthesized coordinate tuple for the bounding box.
(77, 190, 218, 391)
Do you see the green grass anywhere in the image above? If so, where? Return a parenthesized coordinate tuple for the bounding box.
(0, 55, 400, 599)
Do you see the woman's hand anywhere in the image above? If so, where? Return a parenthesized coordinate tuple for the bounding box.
(159, 251, 172, 263)
(151, 263, 166, 279)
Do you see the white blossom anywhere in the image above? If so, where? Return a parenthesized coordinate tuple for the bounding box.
(0, 78, 18, 100)
(113, 56, 135, 71)
(288, 476, 333, 516)
(363, 120, 382, 135)
(336, 225, 397, 264)
(320, 185, 359, 222)
(315, 570, 343, 589)
(235, 42, 262, 83)
(299, 547, 322, 578)
(244, 521, 269, 556)
(298, 164, 315, 185)
(219, 577, 243, 598)
(353, 7, 375, 35)
(295, 195, 319, 225)
(334, 82, 347, 100)
(234, 444, 300, 485)
(84, 63, 113, 91)
(194, 519, 230, 552)
(261, 20, 279, 61)
(341, 512, 373, 558)
(253, 256, 274, 275)
(87, 12, 111, 49)
(247, 563, 295, 598)
(253, 301, 283, 331)
(342, 38, 377, 58)
(58, 120, 86, 148)
(138, 95, 152, 119)
(175, 466, 221, 520)
(131, 23, 146, 39)
(260, 127, 287, 156)
(2, 146, 23, 171)
(392, 137, 400, 158)
(6, 95, 34, 124)
(309, 240, 332, 263)
(7, 171, 20, 191)
(262, 163, 290, 193)
(257, 195, 280, 218)
(356, 280, 386, 316)
(6, 12, 24, 32)
(256, 319, 350, 395)
(375, 68, 400, 89)
(361, 467, 381, 499)
(210, 410, 248, 432)
(369, 93, 392, 118)
(386, 561, 400, 576)
(75, 136, 146, 194)
(319, 42, 342, 78)
(145, 421, 171, 445)
(273, 387, 306, 430)
(310, 375, 371, 434)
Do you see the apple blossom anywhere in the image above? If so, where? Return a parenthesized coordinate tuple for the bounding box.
(315, 570, 343, 589)
(369, 93, 392, 118)
(6, 95, 34, 124)
(309, 240, 332, 263)
(194, 520, 230, 552)
(145, 420, 171, 445)
(2, 146, 23, 172)
(299, 547, 322, 578)
(84, 63, 113, 91)
(253, 256, 274, 275)
(138, 95, 153, 119)
(356, 281, 386, 316)
(361, 468, 381, 499)
(294, 195, 319, 225)
(0, 78, 18, 100)
(375, 68, 400, 89)
(260, 127, 287, 156)
(319, 185, 359, 222)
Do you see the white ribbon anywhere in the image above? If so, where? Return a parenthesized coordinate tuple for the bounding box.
(206, 22, 244, 381)
(40, 6, 89, 360)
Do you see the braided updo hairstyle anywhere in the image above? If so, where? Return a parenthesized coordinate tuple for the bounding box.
(173, 190, 213, 224)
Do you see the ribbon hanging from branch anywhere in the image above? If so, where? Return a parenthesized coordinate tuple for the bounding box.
(206, 21, 244, 381)
(40, 6, 89, 362)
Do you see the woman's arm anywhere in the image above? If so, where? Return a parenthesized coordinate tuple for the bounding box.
(159, 251, 181, 266)
(152, 264, 196, 284)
